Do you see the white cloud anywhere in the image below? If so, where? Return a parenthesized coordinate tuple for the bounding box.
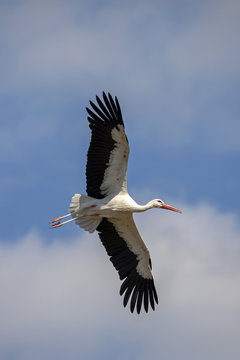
(1, 0, 239, 158)
(0, 202, 240, 360)
(1, 0, 239, 94)
(167, 0, 240, 79)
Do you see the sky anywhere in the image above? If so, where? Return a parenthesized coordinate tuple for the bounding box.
(0, 0, 240, 359)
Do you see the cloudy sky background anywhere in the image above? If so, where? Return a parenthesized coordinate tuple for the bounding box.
(1, 0, 240, 359)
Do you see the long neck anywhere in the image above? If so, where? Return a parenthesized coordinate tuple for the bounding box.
(135, 201, 154, 212)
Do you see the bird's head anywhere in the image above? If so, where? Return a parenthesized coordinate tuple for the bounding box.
(151, 199, 182, 213)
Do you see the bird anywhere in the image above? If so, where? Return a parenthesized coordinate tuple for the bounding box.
(50, 92, 182, 314)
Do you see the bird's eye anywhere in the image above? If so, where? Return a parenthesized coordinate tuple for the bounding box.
(157, 199, 163, 204)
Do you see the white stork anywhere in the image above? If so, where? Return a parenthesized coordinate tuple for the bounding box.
(50, 92, 182, 314)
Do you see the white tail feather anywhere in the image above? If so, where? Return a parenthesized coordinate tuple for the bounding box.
(75, 217, 101, 233)
(69, 194, 102, 233)
(69, 193, 90, 214)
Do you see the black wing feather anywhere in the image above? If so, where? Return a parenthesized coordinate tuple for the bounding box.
(102, 92, 117, 121)
(136, 286, 144, 314)
(143, 282, 149, 312)
(96, 95, 114, 121)
(97, 218, 158, 314)
(115, 96, 123, 123)
(89, 100, 110, 123)
(86, 92, 124, 199)
(108, 93, 119, 119)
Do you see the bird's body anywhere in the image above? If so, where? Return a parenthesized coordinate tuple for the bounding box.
(72, 193, 156, 216)
(50, 92, 181, 314)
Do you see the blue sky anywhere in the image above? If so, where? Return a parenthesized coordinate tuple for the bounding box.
(1, 0, 240, 359)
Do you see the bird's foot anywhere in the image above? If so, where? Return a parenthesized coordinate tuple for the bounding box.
(50, 216, 64, 223)
(50, 221, 63, 228)
(49, 213, 74, 229)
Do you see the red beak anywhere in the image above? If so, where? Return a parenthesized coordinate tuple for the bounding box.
(161, 203, 182, 213)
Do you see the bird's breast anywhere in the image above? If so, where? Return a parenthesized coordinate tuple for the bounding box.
(99, 194, 139, 214)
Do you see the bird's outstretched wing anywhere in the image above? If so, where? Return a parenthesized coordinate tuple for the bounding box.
(86, 92, 129, 199)
(97, 215, 158, 314)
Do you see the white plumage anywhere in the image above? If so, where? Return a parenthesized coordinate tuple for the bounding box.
(50, 92, 181, 314)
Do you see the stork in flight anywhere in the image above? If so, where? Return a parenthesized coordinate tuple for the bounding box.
(50, 92, 181, 314)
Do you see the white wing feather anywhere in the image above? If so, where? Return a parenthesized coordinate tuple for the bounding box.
(111, 214, 152, 279)
(100, 125, 130, 197)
